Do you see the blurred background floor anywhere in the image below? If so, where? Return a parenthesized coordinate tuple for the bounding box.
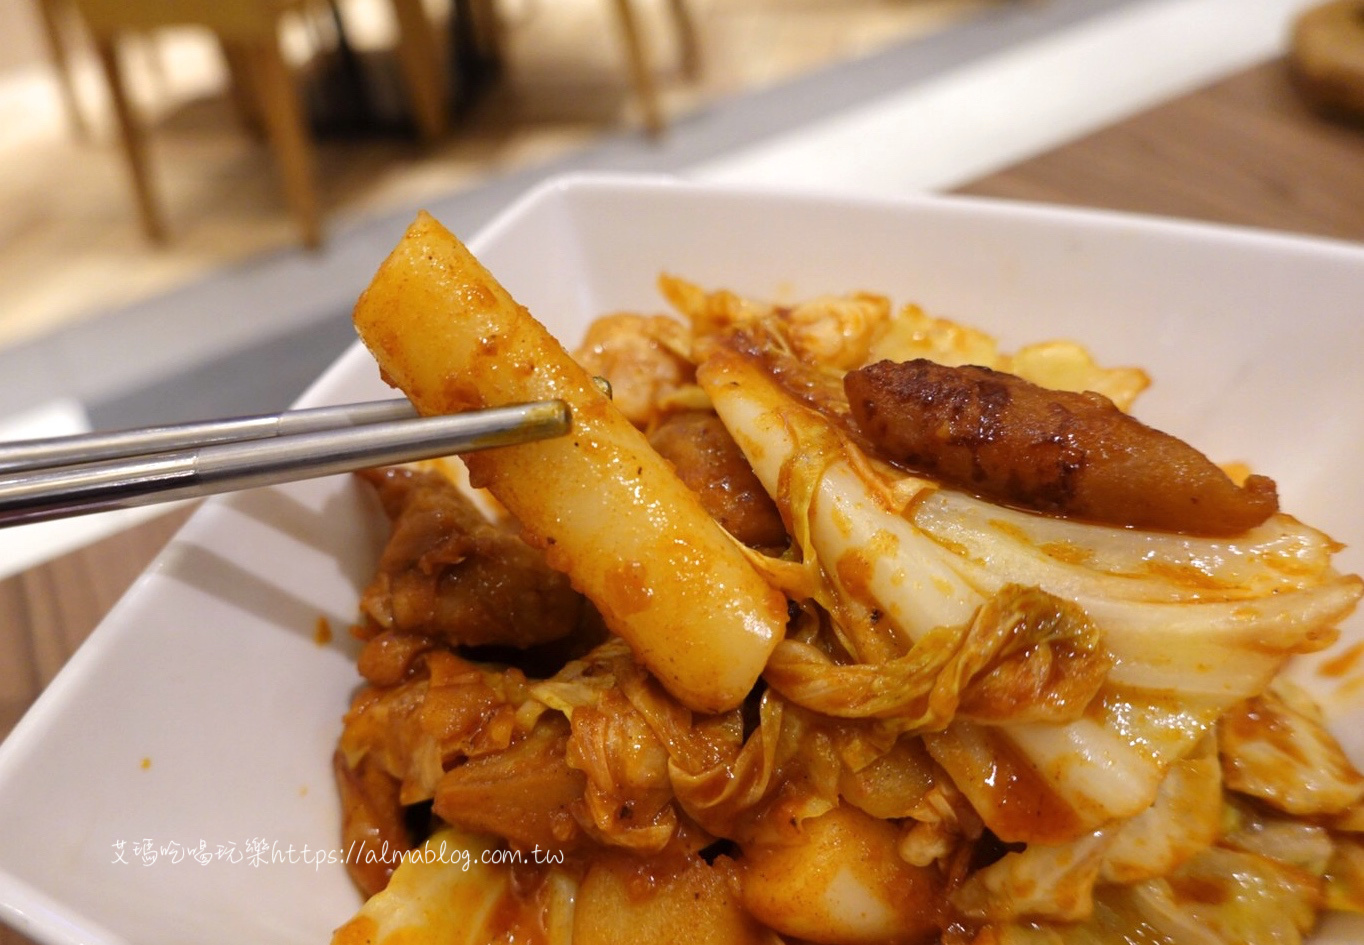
(0, 0, 1004, 350)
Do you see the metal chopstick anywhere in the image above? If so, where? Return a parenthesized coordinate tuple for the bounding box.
(0, 400, 570, 528)
(0, 398, 420, 474)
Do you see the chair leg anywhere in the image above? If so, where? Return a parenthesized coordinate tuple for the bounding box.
(246, 38, 322, 248)
(665, 0, 700, 79)
(389, 0, 448, 143)
(92, 36, 168, 243)
(218, 37, 265, 140)
(451, 0, 502, 108)
(34, 0, 89, 140)
(467, 0, 504, 67)
(609, 0, 663, 135)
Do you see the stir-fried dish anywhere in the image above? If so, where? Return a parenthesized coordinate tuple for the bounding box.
(331, 212, 1364, 945)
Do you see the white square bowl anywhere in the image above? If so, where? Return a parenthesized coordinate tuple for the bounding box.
(2, 173, 1364, 944)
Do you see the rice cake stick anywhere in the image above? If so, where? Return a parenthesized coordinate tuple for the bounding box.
(352, 212, 788, 713)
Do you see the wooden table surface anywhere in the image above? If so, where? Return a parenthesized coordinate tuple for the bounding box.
(1, 57, 1363, 945)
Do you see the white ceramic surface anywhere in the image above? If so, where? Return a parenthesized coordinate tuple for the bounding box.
(2, 174, 1363, 944)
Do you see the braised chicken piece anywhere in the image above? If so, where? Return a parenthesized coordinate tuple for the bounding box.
(572, 313, 694, 428)
(357, 466, 586, 648)
(434, 716, 588, 852)
(647, 410, 788, 551)
(335, 648, 539, 894)
(845, 359, 1279, 536)
(333, 751, 415, 898)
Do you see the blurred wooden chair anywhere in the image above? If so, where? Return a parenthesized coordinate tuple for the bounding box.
(70, 0, 449, 248)
(472, 0, 699, 134)
(71, 0, 322, 246)
(33, 0, 91, 139)
(610, 0, 700, 134)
